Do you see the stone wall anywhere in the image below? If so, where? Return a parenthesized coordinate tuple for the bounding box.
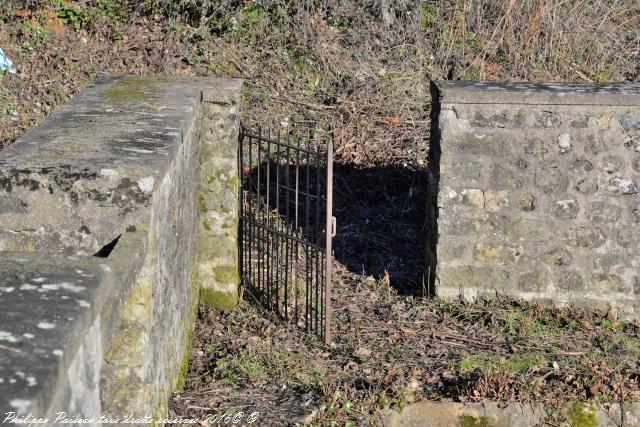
(195, 87, 241, 308)
(0, 76, 241, 422)
(430, 81, 640, 317)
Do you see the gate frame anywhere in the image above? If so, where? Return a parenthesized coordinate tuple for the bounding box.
(238, 123, 334, 343)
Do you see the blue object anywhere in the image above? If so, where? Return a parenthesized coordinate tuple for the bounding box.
(0, 48, 17, 74)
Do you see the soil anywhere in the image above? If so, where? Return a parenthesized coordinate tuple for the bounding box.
(170, 268, 640, 426)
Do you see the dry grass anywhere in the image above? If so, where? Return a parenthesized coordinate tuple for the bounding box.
(1, 1, 639, 163)
(171, 270, 640, 425)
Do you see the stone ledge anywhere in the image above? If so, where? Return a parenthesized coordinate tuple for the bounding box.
(382, 400, 640, 427)
(0, 231, 145, 417)
(433, 80, 640, 106)
(0, 75, 208, 255)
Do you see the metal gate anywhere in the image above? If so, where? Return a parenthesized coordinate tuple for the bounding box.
(238, 123, 334, 343)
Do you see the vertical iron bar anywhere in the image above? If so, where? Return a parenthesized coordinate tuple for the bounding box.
(247, 132, 255, 292)
(305, 129, 311, 331)
(257, 127, 263, 300)
(266, 128, 272, 310)
(314, 131, 321, 334)
(283, 129, 291, 320)
(238, 129, 244, 290)
(274, 126, 280, 316)
(324, 135, 333, 344)
(294, 132, 301, 325)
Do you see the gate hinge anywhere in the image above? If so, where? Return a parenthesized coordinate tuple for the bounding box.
(331, 216, 337, 237)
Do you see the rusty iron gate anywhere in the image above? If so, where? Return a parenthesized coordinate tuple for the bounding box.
(238, 123, 334, 343)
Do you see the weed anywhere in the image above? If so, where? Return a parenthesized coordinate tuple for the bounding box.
(242, 3, 263, 25)
(420, 4, 439, 30)
(612, 335, 640, 356)
(58, 6, 90, 30)
(20, 20, 48, 53)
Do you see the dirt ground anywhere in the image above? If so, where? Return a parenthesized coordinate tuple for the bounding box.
(169, 267, 640, 425)
(2, 1, 640, 426)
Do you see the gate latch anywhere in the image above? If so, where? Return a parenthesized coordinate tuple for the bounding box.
(331, 216, 337, 238)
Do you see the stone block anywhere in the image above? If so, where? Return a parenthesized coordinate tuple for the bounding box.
(588, 201, 622, 223)
(491, 166, 522, 189)
(568, 226, 607, 248)
(551, 199, 578, 218)
(556, 271, 583, 291)
(460, 188, 484, 209)
(518, 269, 551, 292)
(472, 243, 520, 264)
(447, 132, 510, 157)
(558, 133, 572, 153)
(542, 248, 573, 266)
(534, 111, 562, 128)
(517, 193, 536, 211)
(589, 273, 623, 293)
(524, 136, 549, 156)
(438, 216, 499, 237)
(504, 219, 555, 242)
(534, 165, 569, 193)
(484, 191, 509, 211)
(621, 110, 640, 131)
(601, 155, 623, 174)
(438, 266, 510, 289)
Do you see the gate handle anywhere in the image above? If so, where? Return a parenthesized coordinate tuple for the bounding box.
(331, 216, 337, 238)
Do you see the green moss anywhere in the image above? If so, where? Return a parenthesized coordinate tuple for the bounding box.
(567, 402, 597, 427)
(200, 287, 239, 308)
(151, 391, 169, 426)
(503, 354, 549, 374)
(459, 352, 548, 374)
(104, 76, 154, 102)
(197, 234, 237, 256)
(235, 355, 265, 379)
(229, 175, 240, 191)
(614, 335, 640, 356)
(459, 415, 492, 427)
(460, 353, 500, 372)
(198, 192, 208, 214)
(202, 218, 213, 231)
(212, 265, 238, 283)
(204, 167, 238, 190)
(175, 334, 192, 391)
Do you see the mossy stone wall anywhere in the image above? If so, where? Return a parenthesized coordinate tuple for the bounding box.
(195, 83, 242, 308)
(430, 81, 640, 318)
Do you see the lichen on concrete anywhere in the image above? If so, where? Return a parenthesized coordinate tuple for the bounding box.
(459, 415, 493, 427)
(200, 286, 239, 309)
(103, 75, 154, 102)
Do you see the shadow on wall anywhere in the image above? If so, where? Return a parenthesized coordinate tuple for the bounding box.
(332, 164, 429, 295)
(242, 160, 431, 295)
